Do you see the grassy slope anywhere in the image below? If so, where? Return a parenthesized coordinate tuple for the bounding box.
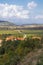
(19, 48, 43, 65)
(0, 30, 43, 35)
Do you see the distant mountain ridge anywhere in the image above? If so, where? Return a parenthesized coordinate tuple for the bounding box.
(0, 20, 43, 30)
(0, 20, 15, 26)
(0, 20, 43, 26)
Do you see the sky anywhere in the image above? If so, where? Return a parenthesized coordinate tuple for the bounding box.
(0, 0, 43, 25)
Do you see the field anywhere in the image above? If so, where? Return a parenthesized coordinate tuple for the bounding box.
(0, 30, 18, 34)
(0, 29, 43, 65)
(0, 30, 43, 37)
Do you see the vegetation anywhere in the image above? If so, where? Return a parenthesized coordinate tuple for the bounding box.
(0, 30, 43, 65)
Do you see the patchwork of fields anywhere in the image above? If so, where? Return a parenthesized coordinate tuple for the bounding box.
(0, 30, 43, 36)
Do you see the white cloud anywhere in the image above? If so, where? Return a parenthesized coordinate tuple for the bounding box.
(27, 1, 37, 9)
(16, 10, 29, 19)
(0, 3, 29, 19)
(35, 15, 43, 19)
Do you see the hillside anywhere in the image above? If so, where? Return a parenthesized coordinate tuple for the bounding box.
(0, 21, 43, 30)
(0, 21, 15, 26)
(19, 49, 43, 65)
(0, 21, 17, 30)
(16, 24, 43, 30)
(0, 34, 43, 65)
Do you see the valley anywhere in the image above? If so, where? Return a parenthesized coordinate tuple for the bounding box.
(0, 21, 43, 65)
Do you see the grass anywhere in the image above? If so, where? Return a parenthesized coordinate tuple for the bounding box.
(0, 30, 18, 34)
(0, 30, 43, 37)
(0, 30, 23, 37)
(0, 30, 43, 65)
(21, 30, 43, 34)
(21, 30, 43, 36)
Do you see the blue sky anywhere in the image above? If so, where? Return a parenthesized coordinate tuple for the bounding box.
(0, 0, 43, 25)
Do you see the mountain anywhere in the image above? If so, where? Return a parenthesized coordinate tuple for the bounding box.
(0, 20, 15, 26)
(0, 20, 43, 30)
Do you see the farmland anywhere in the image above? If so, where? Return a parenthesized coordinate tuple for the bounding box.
(0, 29, 43, 36)
(0, 28, 43, 65)
(0, 30, 19, 34)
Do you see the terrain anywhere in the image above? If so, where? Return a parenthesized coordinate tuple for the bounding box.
(0, 20, 43, 30)
(0, 21, 43, 65)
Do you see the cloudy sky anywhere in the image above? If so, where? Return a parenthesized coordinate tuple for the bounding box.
(0, 0, 43, 25)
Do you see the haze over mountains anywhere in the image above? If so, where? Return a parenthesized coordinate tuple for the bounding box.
(0, 20, 43, 30)
(0, 20, 43, 26)
(0, 21, 15, 26)
(0, 0, 43, 25)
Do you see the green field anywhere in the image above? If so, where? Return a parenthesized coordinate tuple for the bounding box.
(0, 29, 43, 65)
(0, 30, 43, 37)
(21, 30, 43, 36)
(0, 30, 18, 34)
(0, 30, 23, 37)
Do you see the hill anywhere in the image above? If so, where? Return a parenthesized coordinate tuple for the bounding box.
(0, 21, 43, 30)
(0, 20, 15, 26)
